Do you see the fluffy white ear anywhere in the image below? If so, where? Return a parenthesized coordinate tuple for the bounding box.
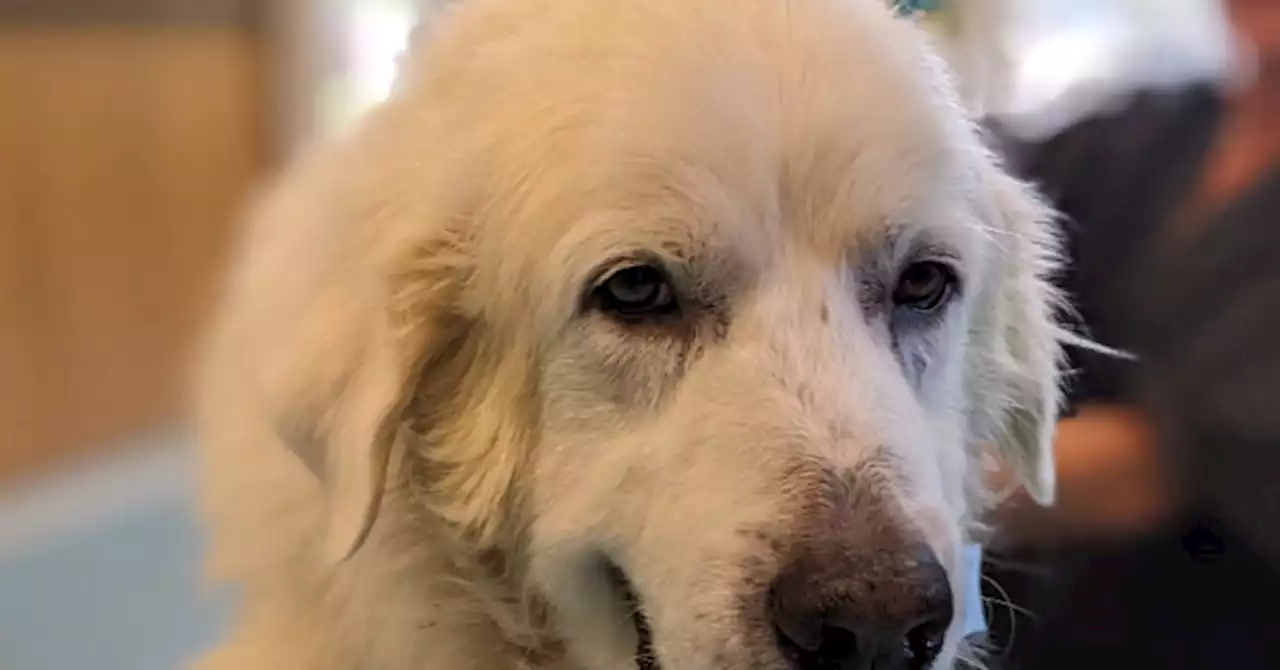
(250, 199, 464, 562)
(260, 270, 437, 562)
(971, 163, 1067, 506)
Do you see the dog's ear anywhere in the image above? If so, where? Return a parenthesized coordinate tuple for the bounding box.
(970, 164, 1067, 506)
(258, 225, 460, 563)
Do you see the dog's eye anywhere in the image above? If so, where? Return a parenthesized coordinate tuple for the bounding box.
(892, 261, 956, 312)
(595, 265, 678, 317)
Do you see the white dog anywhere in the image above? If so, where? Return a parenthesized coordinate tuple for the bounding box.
(193, 1, 1066, 669)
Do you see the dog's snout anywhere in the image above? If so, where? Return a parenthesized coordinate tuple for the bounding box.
(768, 540, 954, 670)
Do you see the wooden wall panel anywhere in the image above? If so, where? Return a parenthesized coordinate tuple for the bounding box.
(0, 26, 265, 482)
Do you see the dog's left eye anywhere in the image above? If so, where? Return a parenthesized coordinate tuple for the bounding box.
(892, 261, 957, 312)
(594, 265, 678, 318)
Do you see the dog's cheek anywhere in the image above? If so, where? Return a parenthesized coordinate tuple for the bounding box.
(524, 334, 672, 535)
(544, 325, 695, 415)
(529, 326, 706, 516)
(928, 318, 984, 529)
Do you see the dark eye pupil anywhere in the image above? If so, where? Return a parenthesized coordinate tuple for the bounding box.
(608, 267, 661, 303)
(893, 262, 953, 311)
(598, 265, 676, 315)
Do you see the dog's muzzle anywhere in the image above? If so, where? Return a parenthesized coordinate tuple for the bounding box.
(608, 536, 953, 670)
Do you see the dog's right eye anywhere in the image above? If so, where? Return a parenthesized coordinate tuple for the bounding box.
(592, 265, 679, 319)
(892, 261, 957, 313)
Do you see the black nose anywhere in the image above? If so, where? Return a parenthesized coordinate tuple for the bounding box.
(769, 542, 954, 670)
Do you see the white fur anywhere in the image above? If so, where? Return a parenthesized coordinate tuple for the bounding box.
(193, 1, 1066, 668)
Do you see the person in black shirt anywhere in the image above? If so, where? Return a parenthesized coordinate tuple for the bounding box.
(982, 84, 1280, 670)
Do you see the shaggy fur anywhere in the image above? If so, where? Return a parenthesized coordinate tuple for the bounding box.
(193, 1, 1066, 668)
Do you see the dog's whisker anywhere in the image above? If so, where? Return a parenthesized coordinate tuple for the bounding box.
(981, 594, 1035, 621)
(956, 648, 992, 670)
(978, 572, 1039, 658)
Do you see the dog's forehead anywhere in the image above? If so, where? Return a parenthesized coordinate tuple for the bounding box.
(570, 12, 973, 257)
(420, 0, 985, 311)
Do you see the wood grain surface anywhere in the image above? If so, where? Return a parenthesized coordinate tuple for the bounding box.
(0, 25, 265, 482)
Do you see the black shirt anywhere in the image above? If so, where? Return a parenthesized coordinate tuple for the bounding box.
(987, 85, 1280, 670)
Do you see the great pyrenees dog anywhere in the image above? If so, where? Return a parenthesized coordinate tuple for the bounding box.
(194, 1, 1066, 669)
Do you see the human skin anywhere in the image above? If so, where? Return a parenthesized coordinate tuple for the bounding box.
(991, 406, 1176, 547)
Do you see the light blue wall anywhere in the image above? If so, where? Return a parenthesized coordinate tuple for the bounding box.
(0, 440, 235, 670)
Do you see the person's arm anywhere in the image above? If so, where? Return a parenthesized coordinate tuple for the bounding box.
(990, 405, 1176, 547)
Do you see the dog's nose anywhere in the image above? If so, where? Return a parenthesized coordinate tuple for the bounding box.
(769, 542, 954, 670)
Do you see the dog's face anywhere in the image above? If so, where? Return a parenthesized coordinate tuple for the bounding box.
(257, 1, 1064, 669)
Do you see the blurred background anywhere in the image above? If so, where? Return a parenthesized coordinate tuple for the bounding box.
(0, 3, 419, 668)
(0, 1, 1276, 669)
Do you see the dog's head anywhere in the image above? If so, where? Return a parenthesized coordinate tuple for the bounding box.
(253, 1, 1064, 668)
